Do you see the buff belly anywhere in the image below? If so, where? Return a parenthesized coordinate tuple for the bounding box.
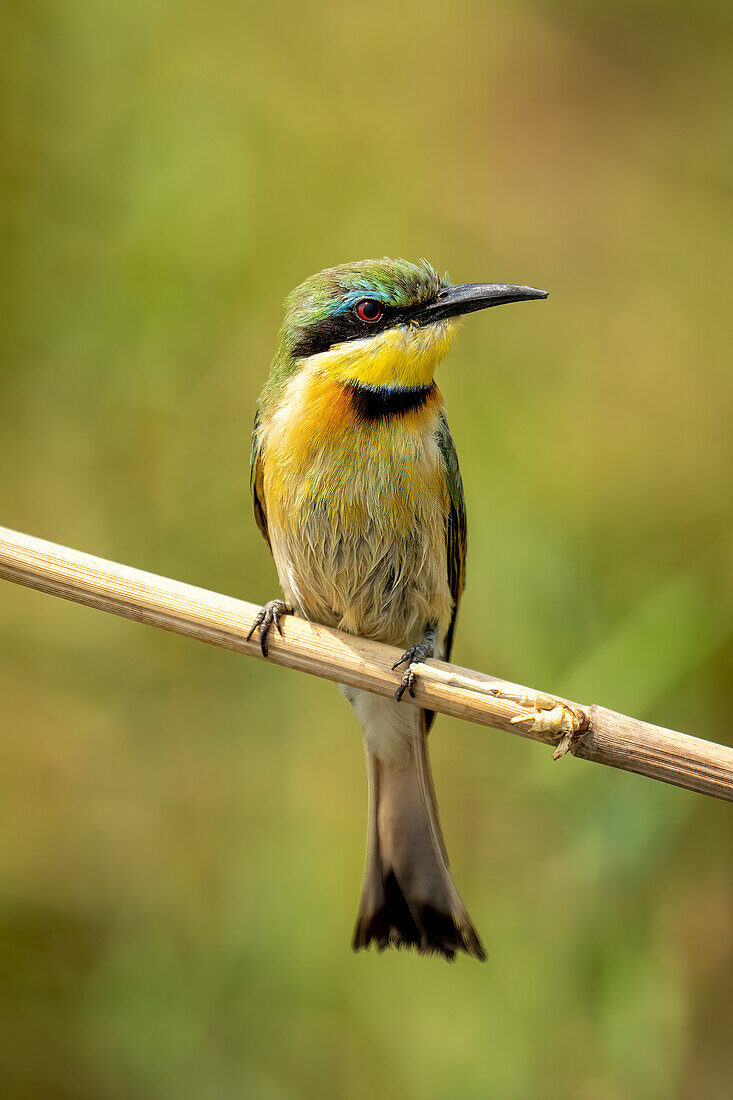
(269, 503, 451, 646)
(268, 491, 452, 767)
(260, 358, 455, 763)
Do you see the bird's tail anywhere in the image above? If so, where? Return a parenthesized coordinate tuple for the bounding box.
(352, 707, 485, 961)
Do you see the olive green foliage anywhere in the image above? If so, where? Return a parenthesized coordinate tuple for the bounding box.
(1, 1, 732, 1098)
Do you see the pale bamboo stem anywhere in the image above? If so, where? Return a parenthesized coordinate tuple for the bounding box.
(0, 525, 730, 802)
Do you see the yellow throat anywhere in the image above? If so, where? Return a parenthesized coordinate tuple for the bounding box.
(307, 318, 458, 389)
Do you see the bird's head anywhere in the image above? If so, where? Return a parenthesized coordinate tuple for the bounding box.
(268, 256, 547, 397)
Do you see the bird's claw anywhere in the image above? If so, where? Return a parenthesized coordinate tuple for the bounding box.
(395, 668, 418, 702)
(246, 599, 293, 657)
(393, 636, 435, 702)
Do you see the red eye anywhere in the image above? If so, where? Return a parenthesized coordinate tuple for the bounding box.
(356, 299, 383, 322)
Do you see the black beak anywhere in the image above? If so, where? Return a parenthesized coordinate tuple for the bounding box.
(413, 282, 548, 325)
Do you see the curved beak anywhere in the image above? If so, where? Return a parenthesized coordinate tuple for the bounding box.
(414, 282, 548, 325)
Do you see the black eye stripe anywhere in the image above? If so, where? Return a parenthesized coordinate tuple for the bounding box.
(290, 297, 437, 359)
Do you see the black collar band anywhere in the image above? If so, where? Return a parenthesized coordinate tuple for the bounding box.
(346, 381, 436, 422)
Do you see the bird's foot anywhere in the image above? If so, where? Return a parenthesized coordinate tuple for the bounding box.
(246, 599, 293, 657)
(392, 627, 437, 702)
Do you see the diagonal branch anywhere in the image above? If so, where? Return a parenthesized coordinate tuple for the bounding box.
(0, 525, 731, 802)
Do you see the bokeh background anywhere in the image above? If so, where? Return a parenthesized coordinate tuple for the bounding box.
(2, 1, 732, 1097)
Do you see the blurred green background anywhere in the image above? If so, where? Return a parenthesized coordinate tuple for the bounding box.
(1, 1, 732, 1097)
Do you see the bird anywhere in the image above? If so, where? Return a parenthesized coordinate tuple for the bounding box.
(249, 258, 547, 960)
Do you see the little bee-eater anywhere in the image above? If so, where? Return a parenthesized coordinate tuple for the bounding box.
(250, 258, 546, 959)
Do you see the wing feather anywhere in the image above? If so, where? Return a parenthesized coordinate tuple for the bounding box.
(423, 415, 466, 734)
(436, 414, 466, 664)
(251, 412, 271, 551)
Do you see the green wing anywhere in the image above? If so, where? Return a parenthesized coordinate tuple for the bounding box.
(436, 414, 467, 665)
(250, 410, 271, 551)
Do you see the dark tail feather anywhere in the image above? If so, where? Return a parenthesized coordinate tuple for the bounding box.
(353, 716, 485, 962)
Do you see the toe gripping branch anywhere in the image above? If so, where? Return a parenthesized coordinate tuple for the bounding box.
(246, 599, 293, 657)
(392, 627, 437, 702)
